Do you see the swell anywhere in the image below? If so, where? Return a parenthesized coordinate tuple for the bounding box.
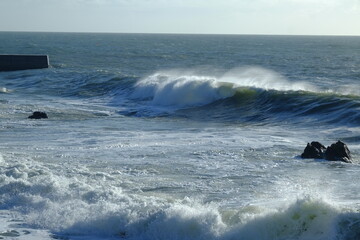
(175, 88, 360, 126)
(238, 88, 360, 125)
(0, 69, 137, 99)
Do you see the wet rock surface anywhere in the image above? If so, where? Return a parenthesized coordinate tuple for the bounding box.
(301, 140, 352, 163)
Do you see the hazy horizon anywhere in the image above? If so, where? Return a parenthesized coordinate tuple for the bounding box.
(1, 30, 360, 37)
(1, 0, 359, 36)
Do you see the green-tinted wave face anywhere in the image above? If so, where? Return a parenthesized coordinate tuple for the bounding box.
(175, 86, 360, 126)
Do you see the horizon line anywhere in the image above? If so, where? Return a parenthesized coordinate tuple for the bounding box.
(1, 30, 359, 37)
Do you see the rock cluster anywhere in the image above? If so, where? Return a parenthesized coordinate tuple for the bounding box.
(301, 141, 352, 163)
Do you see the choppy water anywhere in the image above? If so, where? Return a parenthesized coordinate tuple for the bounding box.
(0, 32, 360, 240)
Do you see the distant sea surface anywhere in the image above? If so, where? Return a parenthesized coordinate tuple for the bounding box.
(1, 32, 360, 240)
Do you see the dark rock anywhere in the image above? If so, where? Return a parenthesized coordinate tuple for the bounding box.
(301, 140, 352, 163)
(301, 141, 326, 159)
(28, 111, 48, 119)
(325, 140, 352, 163)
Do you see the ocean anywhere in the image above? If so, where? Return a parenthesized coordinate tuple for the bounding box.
(0, 32, 360, 240)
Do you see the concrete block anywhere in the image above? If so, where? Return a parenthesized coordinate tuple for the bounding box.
(0, 55, 49, 71)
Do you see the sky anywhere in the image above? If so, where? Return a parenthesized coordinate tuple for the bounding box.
(0, 0, 359, 35)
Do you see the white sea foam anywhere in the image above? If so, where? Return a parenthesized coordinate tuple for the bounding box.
(132, 72, 232, 108)
(1, 144, 360, 240)
(0, 87, 10, 93)
(224, 197, 342, 240)
(0, 211, 51, 240)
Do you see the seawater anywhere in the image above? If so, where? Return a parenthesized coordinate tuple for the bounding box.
(0, 32, 360, 240)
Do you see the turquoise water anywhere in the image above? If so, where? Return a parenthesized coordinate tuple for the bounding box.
(0, 32, 360, 240)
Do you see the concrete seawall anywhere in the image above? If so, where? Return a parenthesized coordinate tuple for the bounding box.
(0, 55, 49, 71)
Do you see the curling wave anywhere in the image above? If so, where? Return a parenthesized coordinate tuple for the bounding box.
(131, 67, 315, 108)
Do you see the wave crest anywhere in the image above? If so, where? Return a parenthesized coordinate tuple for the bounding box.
(220, 67, 315, 92)
(131, 72, 233, 108)
(131, 67, 315, 109)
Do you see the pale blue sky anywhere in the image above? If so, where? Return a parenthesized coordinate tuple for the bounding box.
(0, 0, 359, 35)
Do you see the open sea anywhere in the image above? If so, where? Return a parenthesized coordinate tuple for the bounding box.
(0, 32, 360, 240)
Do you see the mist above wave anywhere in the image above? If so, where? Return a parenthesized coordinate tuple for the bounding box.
(131, 67, 316, 109)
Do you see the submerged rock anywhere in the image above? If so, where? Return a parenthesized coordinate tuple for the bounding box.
(301, 140, 352, 163)
(325, 140, 352, 163)
(28, 111, 48, 119)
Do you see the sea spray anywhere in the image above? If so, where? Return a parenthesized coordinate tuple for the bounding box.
(222, 198, 340, 240)
(219, 67, 316, 92)
(132, 73, 234, 108)
(131, 67, 316, 110)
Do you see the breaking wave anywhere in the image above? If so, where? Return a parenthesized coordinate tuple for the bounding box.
(131, 67, 315, 108)
(126, 67, 360, 126)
